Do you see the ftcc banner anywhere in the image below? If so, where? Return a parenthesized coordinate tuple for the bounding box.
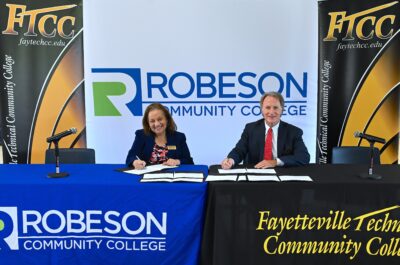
(0, 0, 86, 164)
(317, 0, 400, 164)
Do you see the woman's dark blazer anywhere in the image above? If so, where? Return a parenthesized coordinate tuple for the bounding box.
(125, 129, 194, 167)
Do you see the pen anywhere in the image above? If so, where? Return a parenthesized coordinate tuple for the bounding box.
(136, 155, 146, 167)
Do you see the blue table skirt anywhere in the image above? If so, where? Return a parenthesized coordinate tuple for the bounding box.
(0, 164, 207, 265)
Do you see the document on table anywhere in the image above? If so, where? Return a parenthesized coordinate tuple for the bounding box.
(206, 175, 238, 182)
(141, 172, 204, 182)
(124, 164, 177, 175)
(237, 175, 247, 181)
(173, 172, 204, 180)
(246, 168, 276, 174)
(218, 168, 276, 174)
(141, 173, 173, 179)
(218, 168, 247, 174)
(247, 175, 280, 182)
(278, 175, 313, 182)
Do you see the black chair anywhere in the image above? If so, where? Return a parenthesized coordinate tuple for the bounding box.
(331, 146, 380, 165)
(45, 148, 96, 164)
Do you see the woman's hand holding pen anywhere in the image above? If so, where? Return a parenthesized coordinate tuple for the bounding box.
(133, 156, 146, 169)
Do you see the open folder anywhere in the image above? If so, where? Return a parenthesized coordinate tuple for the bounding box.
(206, 174, 280, 182)
(218, 168, 276, 174)
(141, 172, 204, 183)
(207, 167, 279, 182)
(206, 174, 312, 182)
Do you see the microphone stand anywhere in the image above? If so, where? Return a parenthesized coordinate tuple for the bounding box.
(48, 140, 69, 178)
(359, 140, 381, 180)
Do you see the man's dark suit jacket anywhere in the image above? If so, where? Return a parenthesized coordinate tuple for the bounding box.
(125, 129, 194, 167)
(228, 119, 310, 166)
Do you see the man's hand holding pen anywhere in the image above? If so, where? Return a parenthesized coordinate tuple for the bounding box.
(221, 158, 234, 169)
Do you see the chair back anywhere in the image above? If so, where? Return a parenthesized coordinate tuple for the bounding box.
(331, 146, 380, 165)
(45, 148, 96, 164)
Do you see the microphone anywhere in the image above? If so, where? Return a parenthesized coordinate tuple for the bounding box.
(354, 131, 386, 144)
(46, 128, 77, 143)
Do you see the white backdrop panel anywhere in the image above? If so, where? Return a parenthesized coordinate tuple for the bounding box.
(83, 0, 318, 165)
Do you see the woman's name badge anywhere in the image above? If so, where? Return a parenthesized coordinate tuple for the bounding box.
(167, 145, 177, 150)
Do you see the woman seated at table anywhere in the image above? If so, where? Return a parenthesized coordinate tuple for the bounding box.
(126, 103, 194, 169)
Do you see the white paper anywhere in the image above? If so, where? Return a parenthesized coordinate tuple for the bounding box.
(218, 168, 247, 174)
(141, 172, 204, 183)
(246, 168, 276, 174)
(247, 175, 280, 182)
(141, 178, 173, 182)
(173, 172, 204, 179)
(141, 177, 203, 183)
(142, 173, 174, 179)
(278, 175, 313, 182)
(206, 175, 238, 182)
(237, 175, 247, 181)
(124, 164, 177, 175)
(173, 178, 204, 183)
(218, 168, 276, 174)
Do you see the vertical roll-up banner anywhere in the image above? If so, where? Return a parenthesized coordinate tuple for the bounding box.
(0, 1, 85, 164)
(318, 0, 400, 164)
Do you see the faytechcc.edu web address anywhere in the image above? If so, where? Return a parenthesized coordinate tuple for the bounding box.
(336, 40, 383, 51)
(18, 37, 66, 47)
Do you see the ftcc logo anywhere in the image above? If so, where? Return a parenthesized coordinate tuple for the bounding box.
(2, 4, 77, 39)
(323, 1, 398, 42)
(0, 207, 19, 250)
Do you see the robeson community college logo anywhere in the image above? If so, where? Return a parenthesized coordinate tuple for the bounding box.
(0, 207, 167, 252)
(91, 68, 309, 118)
(0, 207, 19, 250)
(92, 68, 143, 116)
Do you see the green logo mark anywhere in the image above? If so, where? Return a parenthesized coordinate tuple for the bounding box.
(93, 82, 126, 116)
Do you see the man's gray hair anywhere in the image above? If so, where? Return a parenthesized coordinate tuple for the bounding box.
(260, 91, 284, 108)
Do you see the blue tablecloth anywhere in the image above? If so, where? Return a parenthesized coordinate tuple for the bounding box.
(0, 164, 207, 265)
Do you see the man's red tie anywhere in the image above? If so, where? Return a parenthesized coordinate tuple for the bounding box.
(264, 127, 273, 160)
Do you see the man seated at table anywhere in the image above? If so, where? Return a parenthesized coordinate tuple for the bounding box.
(221, 92, 310, 169)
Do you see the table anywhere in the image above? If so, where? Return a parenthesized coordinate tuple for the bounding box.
(201, 164, 400, 265)
(0, 164, 207, 265)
